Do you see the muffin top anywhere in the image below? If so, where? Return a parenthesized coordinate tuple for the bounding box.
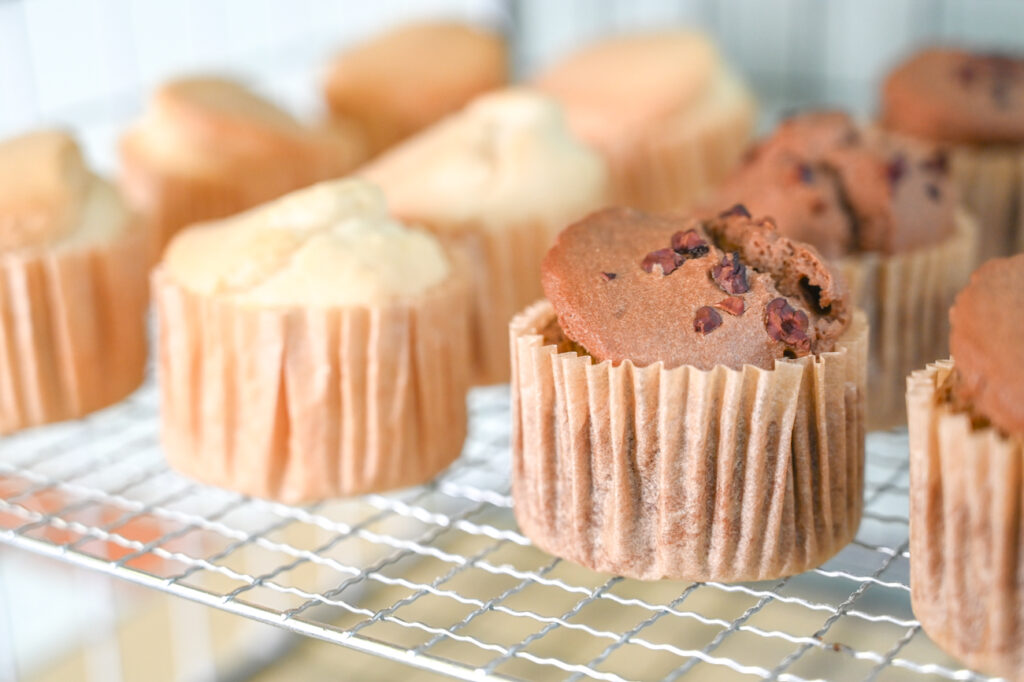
(949, 254, 1024, 435)
(163, 178, 450, 307)
(710, 111, 956, 259)
(0, 130, 130, 252)
(123, 76, 361, 175)
(361, 88, 607, 229)
(882, 48, 1024, 144)
(541, 204, 850, 370)
(324, 21, 507, 153)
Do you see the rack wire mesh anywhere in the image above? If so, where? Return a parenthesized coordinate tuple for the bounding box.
(0, 372, 994, 682)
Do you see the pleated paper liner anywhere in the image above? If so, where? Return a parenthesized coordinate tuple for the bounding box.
(950, 142, 1024, 264)
(907, 360, 1024, 680)
(603, 70, 755, 213)
(153, 265, 472, 504)
(840, 209, 977, 430)
(0, 225, 150, 434)
(432, 218, 563, 387)
(510, 300, 867, 582)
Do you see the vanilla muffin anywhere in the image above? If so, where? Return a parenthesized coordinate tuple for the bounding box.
(324, 21, 507, 156)
(121, 76, 365, 248)
(0, 131, 149, 433)
(362, 88, 607, 384)
(908, 255, 1024, 678)
(536, 31, 755, 212)
(512, 206, 867, 581)
(154, 178, 471, 502)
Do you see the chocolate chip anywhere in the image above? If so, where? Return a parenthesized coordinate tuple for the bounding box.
(886, 154, 906, 186)
(920, 150, 949, 175)
(711, 252, 750, 295)
(765, 298, 811, 356)
(714, 296, 745, 316)
(601, 272, 617, 281)
(641, 248, 683, 276)
(670, 229, 710, 258)
(719, 203, 751, 219)
(694, 306, 722, 335)
(956, 63, 976, 86)
(797, 163, 814, 184)
(810, 198, 827, 215)
(925, 183, 941, 201)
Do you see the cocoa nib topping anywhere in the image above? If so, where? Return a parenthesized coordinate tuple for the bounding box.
(694, 306, 723, 335)
(765, 298, 811, 356)
(640, 248, 683, 276)
(711, 252, 750, 295)
(670, 229, 710, 258)
(714, 296, 745, 316)
(886, 153, 906, 186)
(719, 203, 751, 219)
(601, 272, 617, 281)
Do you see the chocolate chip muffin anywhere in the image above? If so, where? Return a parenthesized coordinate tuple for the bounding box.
(907, 254, 1024, 679)
(882, 48, 1024, 263)
(709, 111, 976, 429)
(510, 206, 867, 581)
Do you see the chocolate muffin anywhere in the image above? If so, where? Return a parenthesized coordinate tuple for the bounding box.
(882, 48, 1024, 263)
(907, 254, 1024, 678)
(510, 206, 867, 581)
(709, 111, 976, 429)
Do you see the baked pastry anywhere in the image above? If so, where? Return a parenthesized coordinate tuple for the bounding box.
(907, 254, 1024, 678)
(882, 48, 1024, 263)
(0, 130, 149, 433)
(362, 88, 607, 385)
(324, 21, 507, 156)
(535, 31, 755, 212)
(121, 76, 365, 249)
(154, 178, 471, 502)
(511, 206, 867, 581)
(709, 111, 976, 429)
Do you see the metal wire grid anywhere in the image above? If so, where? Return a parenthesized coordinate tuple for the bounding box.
(0, 375, 994, 682)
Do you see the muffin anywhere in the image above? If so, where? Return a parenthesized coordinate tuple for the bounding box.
(121, 76, 365, 249)
(535, 31, 755, 212)
(709, 111, 976, 429)
(882, 48, 1024, 263)
(0, 131, 149, 434)
(907, 255, 1024, 678)
(154, 178, 471, 502)
(362, 88, 607, 385)
(511, 206, 867, 581)
(324, 21, 507, 157)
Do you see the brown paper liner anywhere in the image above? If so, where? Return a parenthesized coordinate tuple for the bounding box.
(153, 266, 472, 503)
(839, 210, 976, 431)
(907, 360, 1024, 679)
(0, 226, 150, 434)
(510, 301, 867, 581)
(949, 142, 1024, 264)
(119, 137, 366, 252)
(436, 219, 562, 387)
(602, 91, 755, 213)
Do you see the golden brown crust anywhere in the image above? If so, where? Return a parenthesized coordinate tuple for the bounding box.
(324, 22, 507, 155)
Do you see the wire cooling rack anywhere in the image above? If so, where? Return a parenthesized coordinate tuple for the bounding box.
(0, 375, 993, 682)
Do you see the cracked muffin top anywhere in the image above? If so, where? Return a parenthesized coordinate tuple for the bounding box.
(540, 204, 850, 370)
(162, 178, 450, 307)
(708, 111, 956, 260)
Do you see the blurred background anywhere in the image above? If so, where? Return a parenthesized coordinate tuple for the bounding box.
(1, 1, 1022, 681)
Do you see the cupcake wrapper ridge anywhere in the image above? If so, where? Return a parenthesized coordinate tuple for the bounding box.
(511, 300, 867, 581)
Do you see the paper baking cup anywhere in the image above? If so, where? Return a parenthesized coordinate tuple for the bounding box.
(441, 218, 563, 387)
(840, 210, 976, 431)
(949, 142, 1024, 264)
(907, 360, 1024, 679)
(0, 226, 150, 434)
(510, 301, 867, 581)
(153, 268, 471, 503)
